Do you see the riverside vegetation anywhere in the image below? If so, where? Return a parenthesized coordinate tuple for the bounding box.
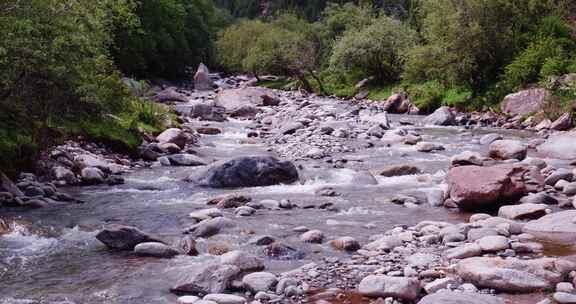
(3, 1, 576, 304)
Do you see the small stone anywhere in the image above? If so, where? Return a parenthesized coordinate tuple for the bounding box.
(242, 272, 278, 292)
(134, 242, 179, 258)
(203, 294, 246, 304)
(477, 235, 509, 252)
(424, 277, 456, 294)
(300, 230, 324, 243)
(554, 292, 576, 304)
(178, 296, 200, 304)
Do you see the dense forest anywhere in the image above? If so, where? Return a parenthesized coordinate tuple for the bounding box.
(1, 0, 575, 174)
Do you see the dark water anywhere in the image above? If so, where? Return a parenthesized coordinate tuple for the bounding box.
(0, 106, 544, 303)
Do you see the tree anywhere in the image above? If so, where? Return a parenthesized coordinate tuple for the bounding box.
(403, 0, 568, 95)
(113, 0, 227, 80)
(329, 15, 417, 84)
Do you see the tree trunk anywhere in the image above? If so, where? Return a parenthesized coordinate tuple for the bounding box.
(292, 69, 313, 93)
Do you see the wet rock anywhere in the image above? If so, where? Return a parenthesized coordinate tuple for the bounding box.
(426, 189, 445, 207)
(242, 272, 277, 292)
(230, 105, 262, 119)
(96, 224, 163, 250)
(350, 170, 378, 185)
(480, 134, 503, 145)
(171, 264, 241, 294)
(51, 166, 78, 185)
(358, 275, 420, 300)
(416, 142, 445, 152)
(379, 165, 421, 177)
(163, 154, 206, 167)
(423, 106, 455, 126)
(551, 113, 573, 131)
(498, 203, 548, 220)
(134, 242, 180, 258)
(157, 128, 192, 149)
(153, 87, 189, 103)
(417, 291, 504, 304)
(189, 208, 223, 221)
(537, 132, 576, 160)
(447, 165, 529, 210)
(81, 167, 105, 185)
(404, 134, 422, 145)
(220, 250, 264, 272)
(280, 122, 304, 135)
(203, 294, 246, 304)
(456, 257, 575, 292)
(489, 140, 527, 160)
(523, 210, 576, 244)
(187, 156, 298, 188)
(208, 194, 251, 209)
(329, 237, 360, 251)
(185, 217, 235, 238)
(501, 88, 550, 116)
(451, 151, 484, 167)
(249, 235, 275, 246)
(300, 230, 324, 243)
(178, 296, 200, 304)
(187, 101, 227, 122)
(262, 242, 304, 260)
(315, 187, 339, 197)
(177, 236, 198, 256)
(235, 206, 255, 216)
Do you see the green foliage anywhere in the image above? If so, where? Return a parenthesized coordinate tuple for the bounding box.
(406, 81, 472, 113)
(330, 15, 417, 84)
(113, 0, 228, 80)
(0, 0, 170, 173)
(500, 16, 576, 91)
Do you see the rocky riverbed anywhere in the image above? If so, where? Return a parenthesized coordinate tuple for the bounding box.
(1, 77, 576, 304)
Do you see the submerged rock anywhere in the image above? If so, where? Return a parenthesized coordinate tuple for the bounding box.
(186, 156, 298, 188)
(379, 165, 421, 177)
(96, 224, 163, 250)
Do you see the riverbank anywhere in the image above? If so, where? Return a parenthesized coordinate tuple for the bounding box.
(1, 79, 576, 304)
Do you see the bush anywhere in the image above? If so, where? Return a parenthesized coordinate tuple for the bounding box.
(406, 81, 472, 113)
(329, 15, 416, 84)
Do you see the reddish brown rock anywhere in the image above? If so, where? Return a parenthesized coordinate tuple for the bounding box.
(447, 165, 529, 210)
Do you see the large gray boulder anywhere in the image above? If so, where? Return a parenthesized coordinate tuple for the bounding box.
(187, 101, 226, 122)
(417, 291, 505, 304)
(447, 165, 529, 210)
(96, 224, 164, 250)
(537, 131, 576, 160)
(358, 275, 420, 300)
(186, 156, 298, 188)
(456, 257, 575, 292)
(423, 106, 455, 126)
(523, 210, 576, 244)
(501, 88, 550, 116)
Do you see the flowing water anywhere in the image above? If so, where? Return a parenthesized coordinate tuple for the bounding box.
(0, 99, 552, 303)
